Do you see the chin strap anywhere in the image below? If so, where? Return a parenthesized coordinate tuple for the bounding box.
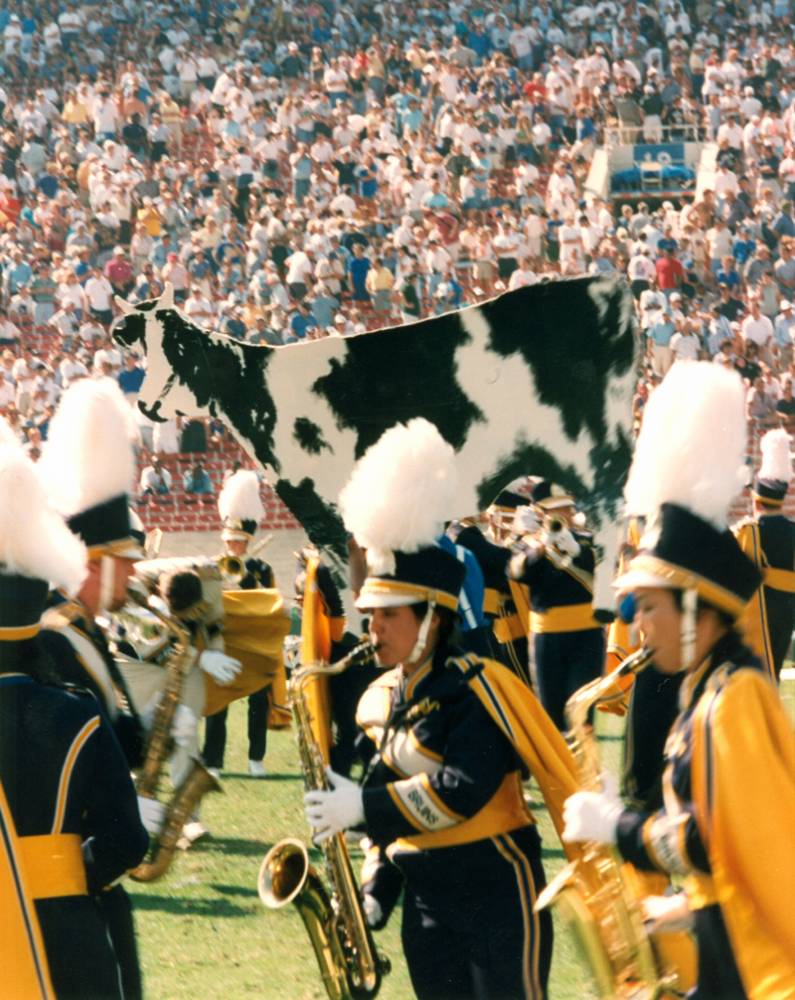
(98, 555, 115, 612)
(408, 600, 436, 664)
(680, 587, 698, 670)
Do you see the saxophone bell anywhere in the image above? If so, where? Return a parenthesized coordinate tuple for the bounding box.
(258, 838, 310, 909)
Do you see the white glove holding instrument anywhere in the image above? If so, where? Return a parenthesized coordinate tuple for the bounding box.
(198, 649, 242, 686)
(512, 505, 540, 535)
(642, 893, 694, 933)
(137, 795, 166, 836)
(562, 772, 623, 845)
(304, 767, 364, 845)
(362, 894, 383, 929)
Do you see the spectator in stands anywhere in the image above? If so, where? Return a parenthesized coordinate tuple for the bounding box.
(83, 267, 115, 327)
(104, 246, 135, 298)
(648, 307, 676, 378)
(140, 456, 172, 496)
(183, 460, 213, 496)
(0, 312, 21, 348)
(118, 354, 145, 404)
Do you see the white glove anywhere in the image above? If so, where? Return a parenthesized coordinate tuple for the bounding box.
(304, 767, 365, 845)
(513, 505, 540, 535)
(171, 704, 197, 750)
(562, 772, 623, 845)
(642, 893, 693, 933)
(362, 893, 383, 929)
(198, 649, 242, 685)
(137, 795, 167, 836)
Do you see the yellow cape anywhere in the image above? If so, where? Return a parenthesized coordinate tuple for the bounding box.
(449, 655, 583, 860)
(691, 668, 795, 998)
(203, 588, 291, 721)
(300, 556, 346, 763)
(0, 781, 54, 999)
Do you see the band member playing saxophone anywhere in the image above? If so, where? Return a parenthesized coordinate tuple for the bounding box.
(563, 363, 795, 998)
(304, 419, 585, 999)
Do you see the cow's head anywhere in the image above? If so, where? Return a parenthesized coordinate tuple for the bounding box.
(113, 283, 208, 423)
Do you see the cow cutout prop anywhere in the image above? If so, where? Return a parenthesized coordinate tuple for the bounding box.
(113, 277, 637, 613)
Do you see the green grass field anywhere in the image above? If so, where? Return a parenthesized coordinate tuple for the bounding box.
(131, 678, 795, 1000)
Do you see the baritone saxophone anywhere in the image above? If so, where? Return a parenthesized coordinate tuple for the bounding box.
(535, 647, 689, 999)
(258, 640, 390, 1000)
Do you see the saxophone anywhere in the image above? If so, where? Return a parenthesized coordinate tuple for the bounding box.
(258, 640, 390, 1000)
(535, 647, 686, 999)
(126, 582, 222, 883)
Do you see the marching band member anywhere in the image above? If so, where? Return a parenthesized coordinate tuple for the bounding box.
(111, 558, 230, 846)
(446, 489, 533, 682)
(203, 470, 289, 778)
(508, 482, 605, 729)
(563, 362, 795, 998)
(304, 419, 585, 1000)
(0, 428, 147, 998)
(733, 427, 795, 681)
(36, 378, 148, 999)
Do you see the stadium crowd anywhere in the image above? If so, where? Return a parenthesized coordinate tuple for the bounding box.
(2, 0, 795, 469)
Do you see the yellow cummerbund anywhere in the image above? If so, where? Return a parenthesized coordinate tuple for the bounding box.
(493, 613, 526, 644)
(388, 772, 533, 852)
(764, 567, 795, 593)
(684, 871, 717, 910)
(530, 602, 600, 634)
(483, 588, 501, 617)
(18, 833, 88, 899)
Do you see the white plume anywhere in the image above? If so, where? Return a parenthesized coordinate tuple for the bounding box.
(39, 378, 139, 517)
(0, 444, 87, 593)
(624, 361, 747, 529)
(339, 418, 458, 574)
(218, 470, 264, 523)
(758, 428, 792, 484)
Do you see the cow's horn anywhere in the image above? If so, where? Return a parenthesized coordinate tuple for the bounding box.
(158, 282, 175, 309)
(115, 295, 135, 316)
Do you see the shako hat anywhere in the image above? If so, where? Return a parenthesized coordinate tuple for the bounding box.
(531, 479, 575, 510)
(753, 428, 792, 509)
(218, 469, 264, 542)
(616, 362, 761, 620)
(39, 379, 142, 559)
(339, 419, 465, 613)
(0, 421, 86, 639)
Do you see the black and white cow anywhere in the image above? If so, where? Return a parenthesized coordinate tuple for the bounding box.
(113, 277, 637, 613)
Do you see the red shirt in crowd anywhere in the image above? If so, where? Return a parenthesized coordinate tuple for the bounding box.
(104, 257, 134, 289)
(655, 254, 684, 290)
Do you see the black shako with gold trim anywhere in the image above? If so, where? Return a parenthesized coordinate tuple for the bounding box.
(0, 575, 49, 641)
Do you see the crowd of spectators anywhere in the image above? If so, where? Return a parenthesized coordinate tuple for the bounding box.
(2, 0, 795, 486)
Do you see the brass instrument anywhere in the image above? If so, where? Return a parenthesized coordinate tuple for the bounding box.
(258, 640, 390, 1000)
(127, 582, 222, 883)
(217, 534, 274, 586)
(536, 647, 687, 999)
